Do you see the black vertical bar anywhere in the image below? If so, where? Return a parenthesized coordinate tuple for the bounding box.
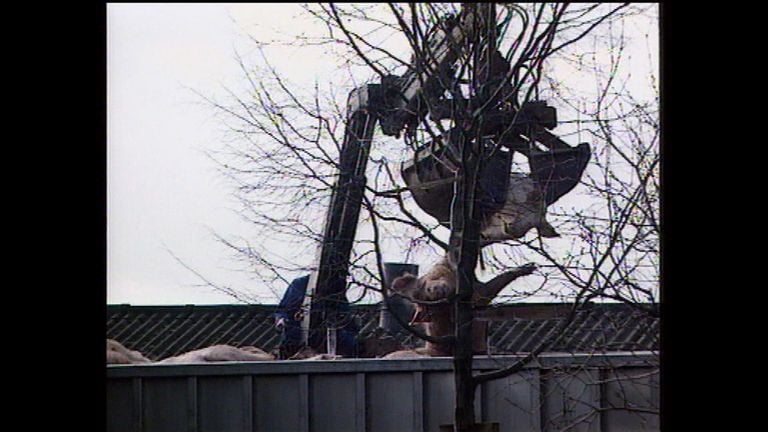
(187, 377, 198, 432)
(306, 84, 381, 351)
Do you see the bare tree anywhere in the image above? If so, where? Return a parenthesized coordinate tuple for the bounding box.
(193, 3, 658, 431)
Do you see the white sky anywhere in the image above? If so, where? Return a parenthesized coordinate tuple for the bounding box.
(107, 4, 317, 305)
(107, 3, 658, 306)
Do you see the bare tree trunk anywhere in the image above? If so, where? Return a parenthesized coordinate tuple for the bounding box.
(448, 126, 482, 431)
(450, 5, 496, 430)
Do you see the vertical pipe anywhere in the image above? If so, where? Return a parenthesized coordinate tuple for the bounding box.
(187, 377, 198, 432)
(242, 376, 253, 432)
(356, 373, 367, 432)
(413, 371, 425, 432)
(133, 377, 143, 432)
(299, 374, 310, 432)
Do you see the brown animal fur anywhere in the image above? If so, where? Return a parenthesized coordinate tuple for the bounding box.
(107, 339, 151, 364)
(360, 334, 405, 358)
(240, 345, 272, 356)
(381, 349, 430, 359)
(391, 257, 455, 304)
(479, 173, 560, 245)
(390, 257, 535, 356)
(390, 257, 481, 356)
(158, 344, 276, 364)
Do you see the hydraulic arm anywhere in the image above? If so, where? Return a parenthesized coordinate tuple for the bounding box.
(300, 85, 383, 348)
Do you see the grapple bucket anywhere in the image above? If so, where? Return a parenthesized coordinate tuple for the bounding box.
(401, 136, 512, 226)
(529, 143, 591, 205)
(401, 134, 591, 223)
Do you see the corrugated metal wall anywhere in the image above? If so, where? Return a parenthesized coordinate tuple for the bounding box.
(107, 352, 659, 432)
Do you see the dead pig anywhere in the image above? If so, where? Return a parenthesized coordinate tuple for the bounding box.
(480, 173, 559, 245)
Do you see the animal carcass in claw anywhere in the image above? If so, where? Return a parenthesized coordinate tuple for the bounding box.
(479, 173, 559, 245)
(401, 144, 559, 244)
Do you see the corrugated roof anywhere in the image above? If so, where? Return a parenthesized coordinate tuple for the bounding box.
(106, 303, 658, 360)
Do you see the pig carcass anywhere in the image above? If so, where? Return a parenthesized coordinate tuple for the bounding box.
(158, 345, 275, 364)
(107, 339, 152, 364)
(479, 173, 559, 245)
(389, 257, 536, 356)
(403, 159, 559, 245)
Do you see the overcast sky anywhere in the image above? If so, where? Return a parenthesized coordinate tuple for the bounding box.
(108, 4, 314, 305)
(107, 3, 658, 306)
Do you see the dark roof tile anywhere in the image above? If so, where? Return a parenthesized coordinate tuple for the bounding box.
(107, 303, 658, 360)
